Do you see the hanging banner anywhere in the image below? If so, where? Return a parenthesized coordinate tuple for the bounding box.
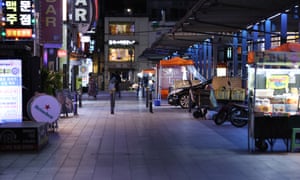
(40, 0, 63, 44)
(0, 59, 22, 123)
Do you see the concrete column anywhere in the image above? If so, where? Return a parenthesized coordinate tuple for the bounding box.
(281, 13, 288, 45)
(252, 25, 259, 51)
(265, 19, 271, 50)
(233, 34, 238, 76)
(241, 30, 248, 88)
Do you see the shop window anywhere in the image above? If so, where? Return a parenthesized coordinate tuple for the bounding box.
(109, 47, 134, 62)
(109, 22, 135, 35)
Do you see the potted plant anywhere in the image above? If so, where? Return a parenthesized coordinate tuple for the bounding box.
(40, 68, 63, 95)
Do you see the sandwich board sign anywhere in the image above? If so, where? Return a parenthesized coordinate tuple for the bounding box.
(0, 59, 22, 123)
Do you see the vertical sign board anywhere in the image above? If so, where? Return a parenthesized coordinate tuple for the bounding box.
(0, 59, 22, 123)
(40, 0, 63, 44)
(73, 0, 94, 34)
(2, 0, 34, 40)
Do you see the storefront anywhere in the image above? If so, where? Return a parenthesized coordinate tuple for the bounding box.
(248, 45, 300, 152)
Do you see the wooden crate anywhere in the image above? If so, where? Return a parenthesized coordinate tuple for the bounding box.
(231, 88, 246, 101)
(212, 77, 242, 89)
(214, 89, 230, 100)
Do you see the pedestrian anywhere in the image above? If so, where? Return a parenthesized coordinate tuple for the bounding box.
(88, 73, 97, 99)
(115, 72, 121, 98)
(109, 73, 117, 114)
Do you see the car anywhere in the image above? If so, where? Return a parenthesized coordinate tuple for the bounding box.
(167, 79, 212, 109)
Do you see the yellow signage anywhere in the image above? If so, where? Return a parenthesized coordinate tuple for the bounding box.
(266, 75, 289, 89)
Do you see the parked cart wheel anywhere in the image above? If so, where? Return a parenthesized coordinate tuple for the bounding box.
(193, 110, 203, 118)
(214, 110, 227, 125)
(255, 139, 268, 151)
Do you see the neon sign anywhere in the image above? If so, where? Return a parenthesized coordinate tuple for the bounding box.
(1, 0, 34, 40)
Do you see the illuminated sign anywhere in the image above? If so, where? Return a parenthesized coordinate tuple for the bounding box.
(108, 40, 136, 46)
(2, 0, 34, 40)
(5, 28, 32, 38)
(40, 0, 62, 44)
(57, 49, 67, 58)
(73, 0, 90, 23)
(0, 59, 22, 123)
(73, 0, 95, 34)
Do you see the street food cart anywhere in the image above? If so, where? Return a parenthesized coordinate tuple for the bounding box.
(248, 45, 300, 152)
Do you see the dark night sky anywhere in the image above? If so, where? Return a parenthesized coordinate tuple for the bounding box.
(105, 0, 147, 15)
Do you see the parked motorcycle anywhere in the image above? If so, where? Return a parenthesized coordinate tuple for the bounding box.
(213, 81, 248, 128)
(214, 102, 249, 127)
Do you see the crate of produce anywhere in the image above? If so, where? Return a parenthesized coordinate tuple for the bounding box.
(231, 88, 245, 101)
(214, 89, 230, 100)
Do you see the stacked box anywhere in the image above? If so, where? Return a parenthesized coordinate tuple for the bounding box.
(231, 88, 245, 101)
(214, 89, 230, 100)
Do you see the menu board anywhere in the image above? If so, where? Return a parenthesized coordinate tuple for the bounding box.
(0, 59, 22, 123)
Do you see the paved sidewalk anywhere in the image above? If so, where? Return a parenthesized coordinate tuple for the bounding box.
(1, 91, 300, 180)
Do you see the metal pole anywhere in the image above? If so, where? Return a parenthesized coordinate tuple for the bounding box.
(78, 87, 82, 107)
(73, 91, 78, 115)
(146, 87, 149, 108)
(149, 91, 153, 113)
(110, 89, 115, 114)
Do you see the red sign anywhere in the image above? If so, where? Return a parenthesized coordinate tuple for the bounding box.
(40, 0, 63, 44)
(57, 49, 67, 57)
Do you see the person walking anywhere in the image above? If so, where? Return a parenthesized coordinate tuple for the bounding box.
(88, 73, 97, 99)
(115, 72, 121, 98)
(109, 73, 117, 114)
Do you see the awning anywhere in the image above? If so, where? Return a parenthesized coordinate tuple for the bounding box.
(144, 0, 299, 58)
(159, 57, 194, 67)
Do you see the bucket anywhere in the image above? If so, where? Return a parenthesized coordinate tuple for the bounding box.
(154, 99, 161, 106)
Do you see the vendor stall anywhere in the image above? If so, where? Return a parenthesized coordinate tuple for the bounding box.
(158, 57, 206, 99)
(248, 44, 300, 152)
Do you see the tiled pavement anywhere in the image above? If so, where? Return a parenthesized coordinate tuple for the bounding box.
(1, 91, 300, 180)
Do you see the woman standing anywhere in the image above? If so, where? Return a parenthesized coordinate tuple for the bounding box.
(88, 73, 97, 99)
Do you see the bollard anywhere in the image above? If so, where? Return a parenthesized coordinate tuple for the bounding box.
(73, 91, 78, 115)
(146, 87, 149, 108)
(142, 86, 145, 98)
(188, 87, 192, 113)
(79, 93, 82, 107)
(149, 91, 153, 113)
(78, 88, 82, 108)
(110, 89, 116, 114)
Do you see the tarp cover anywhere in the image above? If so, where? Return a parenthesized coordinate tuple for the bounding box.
(248, 43, 300, 64)
(267, 43, 300, 52)
(160, 57, 194, 67)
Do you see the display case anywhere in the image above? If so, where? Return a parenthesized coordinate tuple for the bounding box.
(248, 51, 300, 152)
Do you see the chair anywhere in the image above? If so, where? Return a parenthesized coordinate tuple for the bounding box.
(291, 128, 300, 152)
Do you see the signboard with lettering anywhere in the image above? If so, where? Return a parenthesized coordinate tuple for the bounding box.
(0, 59, 22, 123)
(40, 0, 63, 44)
(73, 0, 95, 34)
(253, 51, 300, 65)
(27, 94, 61, 123)
(1, 0, 34, 40)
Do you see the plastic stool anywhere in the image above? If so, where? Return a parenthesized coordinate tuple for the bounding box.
(291, 128, 300, 152)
